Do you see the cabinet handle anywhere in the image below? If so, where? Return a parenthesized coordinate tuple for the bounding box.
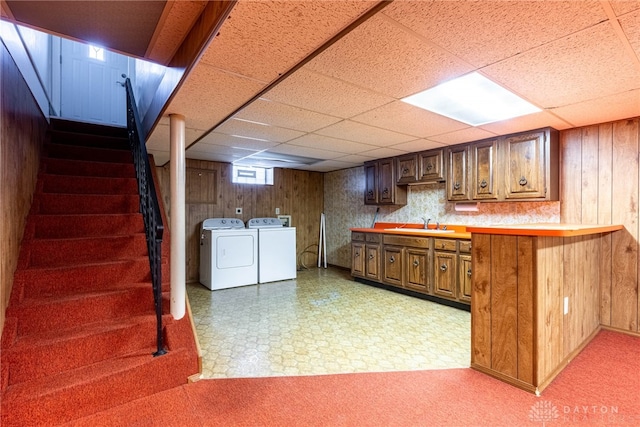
(402, 168, 409, 175)
(426, 163, 433, 171)
(453, 182, 460, 190)
(367, 190, 374, 197)
(368, 254, 374, 260)
(413, 259, 419, 267)
(440, 264, 447, 271)
(389, 256, 395, 263)
(467, 268, 472, 277)
(519, 176, 528, 186)
(355, 251, 360, 257)
(480, 179, 487, 188)
(382, 188, 389, 195)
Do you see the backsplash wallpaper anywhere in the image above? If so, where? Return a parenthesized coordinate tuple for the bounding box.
(323, 166, 560, 268)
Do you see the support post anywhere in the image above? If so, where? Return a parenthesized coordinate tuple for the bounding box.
(170, 114, 186, 319)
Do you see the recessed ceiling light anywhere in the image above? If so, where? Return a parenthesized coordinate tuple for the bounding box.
(401, 72, 541, 126)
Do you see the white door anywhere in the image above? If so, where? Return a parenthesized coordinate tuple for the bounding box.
(60, 39, 131, 126)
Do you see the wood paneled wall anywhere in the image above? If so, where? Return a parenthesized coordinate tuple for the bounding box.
(156, 159, 324, 283)
(1, 42, 48, 332)
(560, 117, 640, 334)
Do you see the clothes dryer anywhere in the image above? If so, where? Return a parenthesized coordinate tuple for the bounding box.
(199, 218, 257, 290)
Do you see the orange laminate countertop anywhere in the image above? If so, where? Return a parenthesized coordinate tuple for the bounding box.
(350, 222, 471, 239)
(466, 223, 623, 237)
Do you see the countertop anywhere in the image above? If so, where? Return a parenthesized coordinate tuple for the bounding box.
(350, 222, 471, 239)
(466, 223, 623, 237)
(351, 222, 623, 239)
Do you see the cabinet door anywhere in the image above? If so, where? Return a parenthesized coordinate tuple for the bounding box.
(396, 154, 418, 184)
(447, 146, 471, 201)
(472, 139, 499, 200)
(458, 254, 472, 303)
(382, 246, 403, 287)
(504, 131, 546, 199)
(418, 149, 445, 182)
(378, 158, 396, 204)
(351, 242, 365, 277)
(364, 162, 378, 204)
(365, 244, 380, 281)
(405, 248, 429, 293)
(433, 251, 457, 299)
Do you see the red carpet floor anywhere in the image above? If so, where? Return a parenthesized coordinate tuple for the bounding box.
(68, 329, 639, 426)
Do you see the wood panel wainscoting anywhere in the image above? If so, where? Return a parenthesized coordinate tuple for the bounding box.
(470, 226, 620, 395)
(1, 42, 49, 332)
(156, 159, 324, 283)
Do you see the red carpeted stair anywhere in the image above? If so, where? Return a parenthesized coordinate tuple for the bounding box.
(0, 120, 199, 426)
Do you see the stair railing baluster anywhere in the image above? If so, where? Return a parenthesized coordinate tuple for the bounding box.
(124, 77, 167, 357)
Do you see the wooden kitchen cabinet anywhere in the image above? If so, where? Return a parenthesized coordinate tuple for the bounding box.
(418, 148, 445, 182)
(396, 154, 418, 184)
(351, 232, 381, 281)
(364, 159, 407, 205)
(458, 254, 472, 303)
(504, 128, 559, 200)
(433, 238, 458, 300)
(471, 139, 499, 201)
(446, 145, 471, 201)
(381, 234, 431, 293)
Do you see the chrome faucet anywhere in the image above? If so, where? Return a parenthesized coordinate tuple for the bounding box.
(436, 221, 440, 230)
(422, 217, 431, 230)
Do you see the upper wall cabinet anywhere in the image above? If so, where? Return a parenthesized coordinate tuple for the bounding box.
(396, 148, 445, 185)
(504, 129, 559, 200)
(365, 158, 407, 205)
(446, 127, 559, 202)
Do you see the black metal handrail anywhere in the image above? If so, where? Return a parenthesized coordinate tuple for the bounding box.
(124, 77, 166, 357)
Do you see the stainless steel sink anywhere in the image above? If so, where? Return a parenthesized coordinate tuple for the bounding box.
(384, 228, 455, 234)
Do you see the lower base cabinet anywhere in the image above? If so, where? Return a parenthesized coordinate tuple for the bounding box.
(352, 232, 470, 306)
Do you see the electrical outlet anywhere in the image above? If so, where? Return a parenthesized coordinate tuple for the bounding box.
(563, 297, 569, 315)
(235, 207, 242, 215)
(275, 207, 280, 215)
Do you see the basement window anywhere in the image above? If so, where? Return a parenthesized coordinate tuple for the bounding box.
(232, 165, 273, 185)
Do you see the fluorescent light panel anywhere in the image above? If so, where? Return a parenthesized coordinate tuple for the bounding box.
(402, 72, 541, 126)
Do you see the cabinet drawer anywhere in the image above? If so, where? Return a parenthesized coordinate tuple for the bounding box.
(365, 233, 381, 243)
(352, 232, 365, 242)
(383, 234, 430, 249)
(434, 238, 457, 252)
(459, 240, 471, 253)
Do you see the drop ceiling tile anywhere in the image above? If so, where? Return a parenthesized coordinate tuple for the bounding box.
(234, 98, 342, 132)
(549, 89, 640, 127)
(305, 14, 473, 98)
(382, 0, 607, 67)
(610, 0, 640, 16)
(263, 68, 394, 118)
(359, 147, 409, 159)
(297, 159, 362, 172)
(267, 144, 344, 161)
(428, 128, 498, 145)
(146, 123, 206, 151)
(166, 64, 265, 130)
(287, 133, 377, 154)
(196, 132, 279, 151)
(333, 153, 379, 164)
(351, 101, 469, 138)
(482, 22, 640, 109)
(186, 149, 246, 163)
(389, 139, 446, 153)
(619, 9, 640, 56)
(479, 111, 574, 134)
(215, 118, 304, 143)
(315, 120, 416, 146)
(148, 150, 170, 166)
(200, 0, 377, 83)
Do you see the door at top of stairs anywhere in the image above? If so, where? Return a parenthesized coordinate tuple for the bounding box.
(59, 38, 132, 126)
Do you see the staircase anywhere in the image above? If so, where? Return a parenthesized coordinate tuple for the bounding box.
(0, 120, 199, 426)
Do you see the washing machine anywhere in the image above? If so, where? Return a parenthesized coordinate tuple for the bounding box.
(199, 218, 258, 290)
(247, 217, 297, 283)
